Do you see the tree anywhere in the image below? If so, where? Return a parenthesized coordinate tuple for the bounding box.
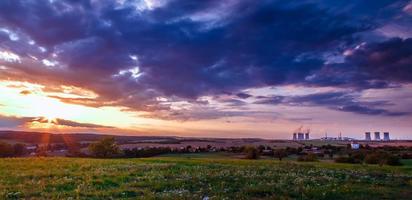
(13, 143, 27, 156)
(67, 142, 84, 157)
(297, 153, 318, 162)
(88, 137, 120, 158)
(0, 142, 14, 157)
(274, 149, 287, 161)
(244, 145, 259, 159)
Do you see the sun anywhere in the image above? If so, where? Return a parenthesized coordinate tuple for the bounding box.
(41, 107, 59, 124)
(43, 114, 57, 124)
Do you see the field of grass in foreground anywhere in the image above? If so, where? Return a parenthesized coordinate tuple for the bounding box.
(0, 156, 412, 199)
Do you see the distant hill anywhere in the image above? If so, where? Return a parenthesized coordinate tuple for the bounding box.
(0, 130, 179, 144)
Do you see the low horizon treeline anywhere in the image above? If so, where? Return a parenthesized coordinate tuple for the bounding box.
(0, 142, 27, 157)
(1, 137, 412, 166)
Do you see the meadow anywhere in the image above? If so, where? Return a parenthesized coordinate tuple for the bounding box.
(0, 155, 412, 200)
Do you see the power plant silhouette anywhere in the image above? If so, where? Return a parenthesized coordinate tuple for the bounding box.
(292, 126, 310, 140)
(365, 131, 390, 141)
(291, 128, 391, 141)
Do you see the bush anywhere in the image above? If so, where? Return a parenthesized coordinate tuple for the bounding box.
(123, 147, 172, 158)
(0, 142, 14, 157)
(88, 137, 120, 158)
(274, 149, 287, 161)
(297, 153, 317, 162)
(244, 146, 260, 159)
(401, 153, 412, 159)
(384, 155, 402, 166)
(364, 153, 381, 164)
(13, 143, 27, 156)
(334, 156, 361, 164)
(364, 152, 403, 166)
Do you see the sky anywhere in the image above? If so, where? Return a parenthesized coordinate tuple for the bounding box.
(0, 0, 411, 139)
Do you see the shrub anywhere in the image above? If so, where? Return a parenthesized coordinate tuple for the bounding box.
(364, 152, 403, 166)
(364, 153, 381, 164)
(334, 156, 361, 164)
(401, 153, 412, 159)
(384, 155, 402, 166)
(273, 149, 287, 161)
(13, 143, 27, 156)
(244, 146, 260, 159)
(123, 147, 172, 158)
(88, 137, 120, 158)
(325, 150, 334, 159)
(0, 142, 14, 157)
(297, 153, 317, 162)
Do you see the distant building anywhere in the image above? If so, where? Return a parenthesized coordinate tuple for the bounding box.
(351, 142, 360, 150)
(374, 132, 381, 140)
(365, 132, 371, 141)
(383, 132, 390, 141)
(320, 136, 355, 141)
(292, 127, 310, 140)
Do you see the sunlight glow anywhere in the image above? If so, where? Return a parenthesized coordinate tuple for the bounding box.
(0, 80, 152, 130)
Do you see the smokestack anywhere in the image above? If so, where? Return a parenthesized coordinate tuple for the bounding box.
(365, 132, 371, 141)
(374, 132, 380, 140)
(293, 133, 297, 140)
(383, 132, 390, 141)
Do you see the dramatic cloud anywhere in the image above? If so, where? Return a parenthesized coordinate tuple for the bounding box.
(347, 38, 412, 82)
(0, 115, 113, 129)
(255, 91, 409, 116)
(0, 0, 411, 122)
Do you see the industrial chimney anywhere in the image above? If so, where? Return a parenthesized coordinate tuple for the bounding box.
(365, 132, 371, 141)
(383, 132, 390, 141)
(293, 133, 297, 140)
(374, 132, 381, 140)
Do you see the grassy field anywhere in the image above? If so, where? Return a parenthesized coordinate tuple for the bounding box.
(0, 156, 412, 199)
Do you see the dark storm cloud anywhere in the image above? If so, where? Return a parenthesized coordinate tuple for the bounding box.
(306, 37, 412, 89)
(0, 0, 411, 118)
(255, 92, 409, 116)
(347, 38, 412, 82)
(236, 92, 252, 99)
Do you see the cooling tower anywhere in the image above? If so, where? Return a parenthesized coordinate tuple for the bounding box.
(374, 132, 380, 140)
(365, 132, 371, 141)
(383, 132, 390, 141)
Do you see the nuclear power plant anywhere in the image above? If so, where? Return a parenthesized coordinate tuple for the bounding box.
(290, 128, 391, 141)
(363, 131, 390, 141)
(292, 126, 310, 140)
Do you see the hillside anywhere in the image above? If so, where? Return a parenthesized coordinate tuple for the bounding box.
(0, 130, 179, 144)
(0, 156, 411, 199)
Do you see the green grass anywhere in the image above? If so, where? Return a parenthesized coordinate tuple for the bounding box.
(0, 156, 411, 199)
